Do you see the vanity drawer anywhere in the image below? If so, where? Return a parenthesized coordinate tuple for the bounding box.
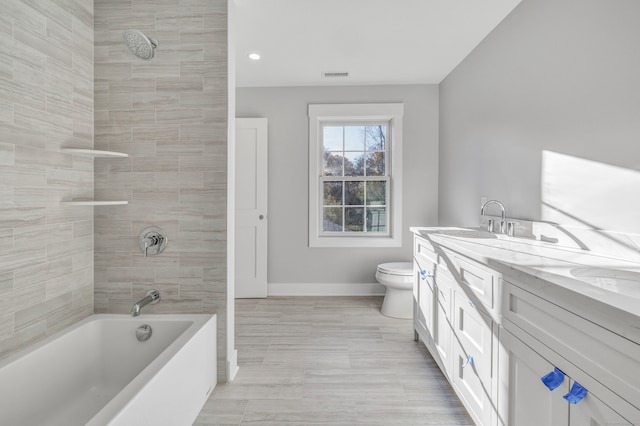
(443, 250, 496, 314)
(502, 280, 640, 409)
(414, 236, 449, 271)
(415, 235, 437, 260)
(414, 236, 453, 287)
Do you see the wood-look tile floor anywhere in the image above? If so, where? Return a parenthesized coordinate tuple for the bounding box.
(194, 297, 473, 426)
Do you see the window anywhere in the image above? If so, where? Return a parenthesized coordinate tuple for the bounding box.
(308, 103, 403, 247)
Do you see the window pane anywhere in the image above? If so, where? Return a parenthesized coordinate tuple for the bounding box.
(323, 207, 343, 232)
(323, 152, 343, 176)
(344, 152, 364, 176)
(344, 126, 365, 151)
(366, 125, 386, 150)
(367, 207, 386, 232)
(366, 151, 385, 176)
(345, 181, 364, 205)
(345, 207, 364, 232)
(323, 182, 342, 205)
(323, 126, 343, 151)
(366, 181, 386, 205)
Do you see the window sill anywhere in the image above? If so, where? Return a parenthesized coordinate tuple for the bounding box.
(309, 235, 402, 248)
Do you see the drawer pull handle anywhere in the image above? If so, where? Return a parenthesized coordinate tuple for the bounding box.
(461, 354, 474, 368)
(419, 270, 433, 281)
(563, 382, 588, 404)
(541, 367, 565, 391)
(413, 257, 434, 280)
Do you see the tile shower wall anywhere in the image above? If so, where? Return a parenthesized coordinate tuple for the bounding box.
(0, 0, 94, 359)
(93, 0, 228, 380)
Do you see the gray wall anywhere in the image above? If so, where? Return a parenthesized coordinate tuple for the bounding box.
(439, 0, 640, 233)
(237, 85, 439, 286)
(94, 0, 228, 380)
(0, 0, 94, 359)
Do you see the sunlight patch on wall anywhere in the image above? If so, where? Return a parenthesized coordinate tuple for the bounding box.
(541, 150, 640, 234)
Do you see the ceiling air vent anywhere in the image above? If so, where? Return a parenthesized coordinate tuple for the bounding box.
(322, 71, 349, 78)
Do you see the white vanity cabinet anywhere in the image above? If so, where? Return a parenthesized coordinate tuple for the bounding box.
(500, 329, 569, 426)
(451, 289, 495, 426)
(500, 328, 633, 426)
(412, 231, 640, 426)
(413, 235, 499, 425)
(501, 279, 640, 426)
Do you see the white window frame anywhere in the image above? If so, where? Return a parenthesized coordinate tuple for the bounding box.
(308, 103, 403, 248)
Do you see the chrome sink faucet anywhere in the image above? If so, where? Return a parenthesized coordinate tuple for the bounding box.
(481, 200, 507, 234)
(131, 290, 160, 317)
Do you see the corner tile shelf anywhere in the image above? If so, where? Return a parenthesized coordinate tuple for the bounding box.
(61, 148, 129, 158)
(61, 149, 129, 206)
(61, 200, 128, 206)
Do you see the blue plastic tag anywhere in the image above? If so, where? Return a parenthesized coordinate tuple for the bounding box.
(563, 382, 588, 404)
(541, 367, 565, 391)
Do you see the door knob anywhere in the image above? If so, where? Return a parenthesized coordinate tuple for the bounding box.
(259, 215, 264, 220)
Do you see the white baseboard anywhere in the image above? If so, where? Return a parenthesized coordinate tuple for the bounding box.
(267, 282, 386, 297)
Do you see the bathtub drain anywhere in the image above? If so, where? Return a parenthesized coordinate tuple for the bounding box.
(136, 324, 153, 342)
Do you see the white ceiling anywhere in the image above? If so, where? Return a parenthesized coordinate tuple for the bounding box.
(235, 0, 522, 88)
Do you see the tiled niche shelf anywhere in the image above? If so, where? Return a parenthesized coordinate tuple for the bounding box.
(61, 200, 129, 206)
(61, 148, 129, 158)
(61, 148, 129, 206)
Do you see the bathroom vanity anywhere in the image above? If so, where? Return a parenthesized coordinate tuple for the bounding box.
(411, 227, 640, 426)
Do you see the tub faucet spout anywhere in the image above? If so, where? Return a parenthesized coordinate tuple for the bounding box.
(131, 290, 160, 317)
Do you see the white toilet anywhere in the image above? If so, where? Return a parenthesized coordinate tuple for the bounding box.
(375, 262, 414, 319)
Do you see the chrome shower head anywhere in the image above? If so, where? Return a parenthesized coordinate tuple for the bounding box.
(122, 29, 158, 60)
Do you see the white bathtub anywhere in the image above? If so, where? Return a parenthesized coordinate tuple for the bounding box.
(0, 314, 217, 426)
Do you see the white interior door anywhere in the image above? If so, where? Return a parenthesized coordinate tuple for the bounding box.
(235, 118, 268, 298)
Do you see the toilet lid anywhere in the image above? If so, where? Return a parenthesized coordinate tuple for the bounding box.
(377, 262, 413, 276)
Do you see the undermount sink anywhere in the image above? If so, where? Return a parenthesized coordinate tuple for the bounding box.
(432, 228, 497, 239)
(570, 267, 640, 293)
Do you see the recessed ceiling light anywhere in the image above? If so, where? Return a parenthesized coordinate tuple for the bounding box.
(248, 53, 261, 61)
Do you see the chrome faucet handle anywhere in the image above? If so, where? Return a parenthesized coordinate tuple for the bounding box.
(143, 235, 161, 257)
(139, 227, 168, 257)
(487, 219, 494, 233)
(507, 221, 517, 237)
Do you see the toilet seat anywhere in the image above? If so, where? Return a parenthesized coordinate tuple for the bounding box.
(377, 262, 413, 276)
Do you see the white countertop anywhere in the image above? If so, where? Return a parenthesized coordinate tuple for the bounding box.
(411, 227, 640, 318)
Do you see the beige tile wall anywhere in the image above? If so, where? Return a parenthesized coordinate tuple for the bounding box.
(0, 0, 95, 359)
(94, 0, 228, 380)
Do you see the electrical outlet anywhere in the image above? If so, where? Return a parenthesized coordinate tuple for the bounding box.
(479, 196, 488, 227)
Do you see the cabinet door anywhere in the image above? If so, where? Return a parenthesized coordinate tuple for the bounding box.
(434, 274, 453, 377)
(501, 329, 568, 426)
(569, 385, 631, 426)
(415, 264, 434, 341)
(451, 290, 494, 425)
